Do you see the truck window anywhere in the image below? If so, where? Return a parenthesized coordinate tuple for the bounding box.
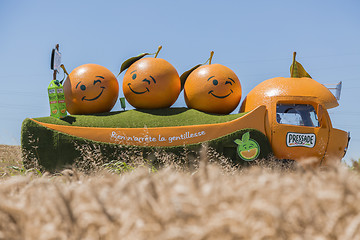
(276, 104, 320, 127)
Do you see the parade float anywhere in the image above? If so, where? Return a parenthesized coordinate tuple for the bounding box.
(21, 46, 349, 171)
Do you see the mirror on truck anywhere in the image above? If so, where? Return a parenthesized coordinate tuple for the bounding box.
(276, 104, 320, 127)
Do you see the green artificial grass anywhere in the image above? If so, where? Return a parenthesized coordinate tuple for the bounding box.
(22, 108, 272, 171)
(33, 108, 247, 128)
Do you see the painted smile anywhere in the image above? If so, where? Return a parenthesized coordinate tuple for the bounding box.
(82, 87, 105, 101)
(128, 83, 149, 94)
(208, 89, 233, 99)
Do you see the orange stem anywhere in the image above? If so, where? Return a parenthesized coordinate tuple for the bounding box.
(154, 45, 162, 58)
(209, 51, 214, 65)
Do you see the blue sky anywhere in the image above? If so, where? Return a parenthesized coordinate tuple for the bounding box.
(0, 0, 359, 163)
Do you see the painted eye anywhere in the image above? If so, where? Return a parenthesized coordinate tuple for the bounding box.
(80, 85, 86, 91)
(94, 80, 101, 85)
(132, 74, 137, 80)
(143, 79, 151, 85)
(225, 81, 233, 85)
(213, 79, 218, 86)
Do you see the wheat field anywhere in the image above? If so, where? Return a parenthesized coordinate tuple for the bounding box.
(0, 144, 360, 240)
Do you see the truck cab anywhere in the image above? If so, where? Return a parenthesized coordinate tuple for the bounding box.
(241, 77, 349, 166)
(268, 96, 348, 165)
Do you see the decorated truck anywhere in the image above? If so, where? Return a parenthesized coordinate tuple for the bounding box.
(21, 49, 349, 171)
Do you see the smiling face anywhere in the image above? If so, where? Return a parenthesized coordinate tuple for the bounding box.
(126, 69, 157, 94)
(122, 58, 181, 109)
(75, 76, 105, 101)
(234, 132, 260, 161)
(184, 64, 242, 114)
(64, 64, 119, 115)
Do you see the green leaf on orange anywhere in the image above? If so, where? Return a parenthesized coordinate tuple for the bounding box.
(180, 64, 202, 90)
(290, 60, 312, 78)
(118, 53, 150, 76)
(290, 52, 312, 78)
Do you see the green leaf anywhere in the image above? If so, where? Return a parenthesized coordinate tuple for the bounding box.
(234, 139, 242, 145)
(242, 132, 250, 142)
(290, 61, 312, 78)
(180, 64, 202, 90)
(118, 53, 150, 76)
(290, 52, 312, 78)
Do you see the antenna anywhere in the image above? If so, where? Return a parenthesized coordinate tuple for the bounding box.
(324, 81, 342, 100)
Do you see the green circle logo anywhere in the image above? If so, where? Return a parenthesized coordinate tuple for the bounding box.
(234, 132, 260, 161)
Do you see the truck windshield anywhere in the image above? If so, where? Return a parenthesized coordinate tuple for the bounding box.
(276, 104, 320, 127)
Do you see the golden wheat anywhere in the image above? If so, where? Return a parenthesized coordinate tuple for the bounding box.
(1, 145, 360, 239)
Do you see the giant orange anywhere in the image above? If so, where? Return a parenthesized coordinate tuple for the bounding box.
(183, 53, 242, 114)
(240, 77, 338, 112)
(63, 64, 119, 115)
(122, 57, 181, 109)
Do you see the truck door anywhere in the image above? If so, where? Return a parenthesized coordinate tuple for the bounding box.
(270, 99, 329, 164)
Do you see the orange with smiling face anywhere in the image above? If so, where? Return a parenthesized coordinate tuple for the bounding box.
(63, 64, 119, 115)
(122, 57, 181, 109)
(184, 63, 242, 114)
